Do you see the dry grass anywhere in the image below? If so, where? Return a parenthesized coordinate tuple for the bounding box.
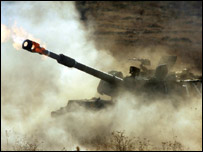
(12, 139, 40, 151)
(112, 131, 189, 151)
(2, 130, 42, 151)
(161, 140, 185, 151)
(2, 130, 189, 151)
(77, 130, 188, 151)
(109, 131, 135, 151)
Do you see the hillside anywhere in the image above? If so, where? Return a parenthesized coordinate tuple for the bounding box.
(75, 1, 202, 72)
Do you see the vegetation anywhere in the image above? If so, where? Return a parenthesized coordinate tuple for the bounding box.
(2, 130, 188, 151)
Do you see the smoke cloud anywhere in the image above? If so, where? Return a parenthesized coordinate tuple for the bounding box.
(1, 1, 202, 151)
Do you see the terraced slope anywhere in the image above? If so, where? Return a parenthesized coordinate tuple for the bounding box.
(76, 1, 202, 71)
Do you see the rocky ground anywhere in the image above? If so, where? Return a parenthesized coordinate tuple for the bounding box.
(75, 1, 202, 72)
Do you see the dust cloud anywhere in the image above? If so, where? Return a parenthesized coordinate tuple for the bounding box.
(1, 1, 116, 150)
(1, 1, 202, 151)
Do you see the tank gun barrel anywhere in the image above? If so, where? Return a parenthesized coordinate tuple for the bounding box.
(22, 39, 123, 83)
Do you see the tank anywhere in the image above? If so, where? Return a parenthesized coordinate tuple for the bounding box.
(22, 39, 202, 117)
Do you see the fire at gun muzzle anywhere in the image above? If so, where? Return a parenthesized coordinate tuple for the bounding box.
(22, 39, 76, 66)
(22, 39, 123, 83)
(22, 39, 46, 54)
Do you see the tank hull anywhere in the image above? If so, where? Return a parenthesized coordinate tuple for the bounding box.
(51, 98, 114, 117)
